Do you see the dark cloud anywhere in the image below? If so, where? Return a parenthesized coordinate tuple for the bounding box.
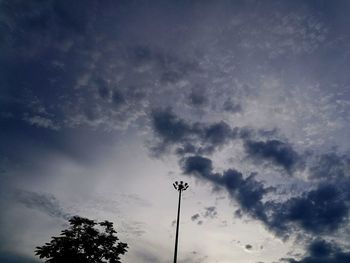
(150, 108, 350, 245)
(282, 239, 350, 263)
(184, 156, 270, 222)
(191, 214, 200, 221)
(182, 156, 214, 178)
(244, 140, 301, 173)
(151, 108, 193, 144)
(270, 184, 350, 235)
(203, 206, 218, 219)
(182, 155, 271, 224)
(175, 143, 197, 156)
(112, 90, 126, 108)
(309, 239, 334, 258)
(234, 209, 243, 219)
(14, 190, 71, 220)
(309, 153, 350, 181)
(222, 99, 242, 113)
(203, 122, 236, 147)
(151, 109, 304, 176)
(191, 213, 204, 226)
(188, 88, 208, 107)
(150, 108, 238, 155)
(182, 155, 350, 238)
(96, 79, 111, 100)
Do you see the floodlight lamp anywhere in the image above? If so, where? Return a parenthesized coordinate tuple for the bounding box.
(173, 181, 189, 192)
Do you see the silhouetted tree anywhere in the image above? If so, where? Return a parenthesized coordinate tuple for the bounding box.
(35, 216, 128, 263)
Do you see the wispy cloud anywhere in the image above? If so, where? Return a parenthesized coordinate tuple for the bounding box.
(13, 190, 71, 220)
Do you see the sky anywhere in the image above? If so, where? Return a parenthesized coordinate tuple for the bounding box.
(1, 0, 350, 262)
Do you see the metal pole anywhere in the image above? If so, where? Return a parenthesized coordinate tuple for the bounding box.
(173, 189, 182, 263)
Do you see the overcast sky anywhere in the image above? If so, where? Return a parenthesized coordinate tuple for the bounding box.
(1, 0, 350, 262)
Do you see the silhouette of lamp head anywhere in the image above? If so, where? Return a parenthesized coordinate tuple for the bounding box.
(173, 181, 189, 192)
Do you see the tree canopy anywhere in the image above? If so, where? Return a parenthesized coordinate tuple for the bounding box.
(35, 216, 128, 263)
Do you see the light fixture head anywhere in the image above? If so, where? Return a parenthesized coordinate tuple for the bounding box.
(173, 181, 189, 192)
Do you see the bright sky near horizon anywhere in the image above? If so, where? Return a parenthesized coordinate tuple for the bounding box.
(1, 1, 350, 263)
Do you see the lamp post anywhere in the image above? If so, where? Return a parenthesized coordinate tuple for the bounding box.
(172, 181, 189, 263)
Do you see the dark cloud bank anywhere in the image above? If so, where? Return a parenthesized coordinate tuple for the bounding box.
(282, 239, 350, 263)
(150, 107, 350, 262)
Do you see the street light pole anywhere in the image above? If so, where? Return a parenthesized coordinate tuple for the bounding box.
(173, 181, 189, 263)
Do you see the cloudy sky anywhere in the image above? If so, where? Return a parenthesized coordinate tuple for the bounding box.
(1, 0, 350, 262)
